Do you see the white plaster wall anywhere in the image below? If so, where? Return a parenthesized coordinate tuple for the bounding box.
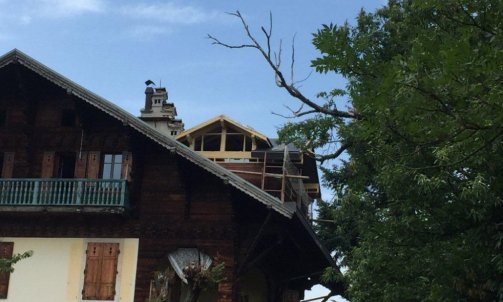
(1, 237, 138, 302)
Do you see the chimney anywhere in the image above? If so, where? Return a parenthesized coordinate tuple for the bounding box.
(144, 86, 154, 112)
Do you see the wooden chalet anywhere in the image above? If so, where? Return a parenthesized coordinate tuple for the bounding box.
(0, 49, 342, 302)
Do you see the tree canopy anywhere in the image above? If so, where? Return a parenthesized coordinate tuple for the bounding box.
(212, 0, 502, 300)
(312, 0, 502, 300)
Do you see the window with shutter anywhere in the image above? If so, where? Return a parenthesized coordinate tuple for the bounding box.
(0, 242, 14, 299)
(82, 242, 120, 301)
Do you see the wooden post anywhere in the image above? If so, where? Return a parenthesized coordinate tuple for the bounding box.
(220, 123, 227, 152)
(261, 152, 267, 190)
(281, 147, 287, 202)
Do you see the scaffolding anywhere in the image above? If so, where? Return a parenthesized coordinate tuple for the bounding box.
(226, 146, 312, 213)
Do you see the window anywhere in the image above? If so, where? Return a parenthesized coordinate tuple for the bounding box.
(41, 152, 76, 178)
(101, 154, 122, 180)
(55, 153, 76, 178)
(82, 242, 119, 301)
(0, 242, 14, 299)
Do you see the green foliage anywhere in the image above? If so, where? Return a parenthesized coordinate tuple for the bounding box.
(0, 251, 32, 273)
(279, 0, 502, 300)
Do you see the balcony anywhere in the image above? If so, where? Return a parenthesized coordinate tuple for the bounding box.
(0, 179, 128, 213)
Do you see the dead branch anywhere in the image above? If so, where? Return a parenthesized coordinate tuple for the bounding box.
(271, 109, 319, 119)
(207, 10, 361, 120)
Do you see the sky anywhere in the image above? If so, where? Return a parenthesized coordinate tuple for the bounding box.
(0, 0, 385, 300)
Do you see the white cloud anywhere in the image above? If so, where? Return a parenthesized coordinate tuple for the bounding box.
(0, 0, 106, 23)
(37, 0, 106, 18)
(120, 2, 221, 25)
(125, 25, 173, 40)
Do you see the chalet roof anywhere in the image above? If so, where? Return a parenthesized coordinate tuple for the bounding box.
(176, 114, 271, 146)
(0, 49, 290, 217)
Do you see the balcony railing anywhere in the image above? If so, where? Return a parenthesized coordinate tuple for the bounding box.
(0, 179, 128, 209)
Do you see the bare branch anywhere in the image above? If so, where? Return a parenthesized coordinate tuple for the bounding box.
(291, 33, 296, 84)
(271, 105, 319, 119)
(292, 70, 313, 86)
(209, 10, 361, 120)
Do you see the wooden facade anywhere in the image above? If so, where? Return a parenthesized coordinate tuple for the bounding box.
(0, 50, 341, 302)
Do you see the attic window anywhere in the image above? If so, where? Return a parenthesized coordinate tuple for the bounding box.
(61, 110, 76, 127)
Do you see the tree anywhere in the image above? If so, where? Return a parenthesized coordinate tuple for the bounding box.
(211, 0, 503, 300)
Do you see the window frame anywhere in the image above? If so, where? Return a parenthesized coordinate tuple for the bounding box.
(100, 154, 123, 180)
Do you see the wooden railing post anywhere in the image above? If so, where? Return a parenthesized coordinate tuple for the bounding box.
(76, 180, 83, 205)
(120, 180, 126, 206)
(33, 180, 40, 205)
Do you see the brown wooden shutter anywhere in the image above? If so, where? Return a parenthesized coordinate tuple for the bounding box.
(1, 152, 14, 178)
(98, 243, 119, 300)
(86, 152, 101, 179)
(0, 242, 14, 299)
(74, 151, 88, 178)
(83, 243, 102, 300)
(41, 151, 55, 178)
(121, 151, 132, 181)
(82, 242, 119, 301)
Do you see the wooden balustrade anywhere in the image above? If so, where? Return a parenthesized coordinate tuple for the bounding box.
(0, 179, 128, 207)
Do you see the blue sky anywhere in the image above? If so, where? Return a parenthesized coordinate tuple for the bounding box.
(0, 0, 384, 300)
